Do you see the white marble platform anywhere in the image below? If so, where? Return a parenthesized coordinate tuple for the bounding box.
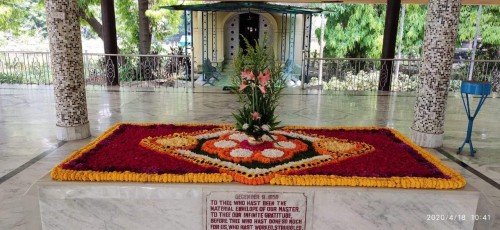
(24, 174, 494, 230)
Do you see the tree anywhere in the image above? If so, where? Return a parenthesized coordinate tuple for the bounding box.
(397, 5, 426, 57)
(77, 0, 103, 40)
(1, 0, 42, 36)
(318, 4, 385, 58)
(138, 0, 151, 54)
(458, 5, 500, 59)
(319, 4, 499, 59)
(318, 4, 428, 58)
(69, 0, 182, 53)
(0, 1, 24, 34)
(115, 0, 182, 53)
(147, 0, 183, 52)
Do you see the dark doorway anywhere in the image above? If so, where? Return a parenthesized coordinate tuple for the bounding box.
(239, 13, 260, 54)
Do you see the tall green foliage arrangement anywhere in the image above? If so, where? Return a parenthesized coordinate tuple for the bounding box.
(231, 38, 285, 140)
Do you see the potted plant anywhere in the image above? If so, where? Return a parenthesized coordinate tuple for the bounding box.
(231, 37, 285, 144)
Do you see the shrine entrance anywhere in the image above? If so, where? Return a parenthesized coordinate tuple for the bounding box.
(162, 2, 323, 81)
(224, 13, 273, 61)
(239, 13, 260, 54)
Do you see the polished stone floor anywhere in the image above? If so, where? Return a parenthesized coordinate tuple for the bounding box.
(0, 86, 499, 229)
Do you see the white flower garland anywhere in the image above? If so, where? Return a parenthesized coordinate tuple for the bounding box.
(261, 134, 278, 142)
(273, 130, 318, 142)
(229, 148, 253, 158)
(261, 149, 285, 158)
(195, 130, 232, 140)
(214, 140, 237, 148)
(176, 149, 332, 175)
(228, 133, 248, 142)
(275, 141, 297, 149)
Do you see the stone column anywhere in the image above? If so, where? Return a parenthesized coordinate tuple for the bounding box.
(409, 0, 461, 148)
(45, 0, 90, 141)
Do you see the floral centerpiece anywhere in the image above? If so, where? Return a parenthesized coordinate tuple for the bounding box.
(231, 38, 285, 143)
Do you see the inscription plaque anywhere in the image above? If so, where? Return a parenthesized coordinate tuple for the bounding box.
(206, 191, 307, 230)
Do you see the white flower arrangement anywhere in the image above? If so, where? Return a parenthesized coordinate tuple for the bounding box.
(231, 37, 285, 141)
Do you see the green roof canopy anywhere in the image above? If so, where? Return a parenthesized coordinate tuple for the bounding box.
(161, 2, 323, 14)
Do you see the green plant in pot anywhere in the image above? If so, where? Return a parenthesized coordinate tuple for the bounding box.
(231, 37, 285, 144)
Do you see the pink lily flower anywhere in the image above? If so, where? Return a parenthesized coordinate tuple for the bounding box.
(241, 69, 255, 81)
(258, 85, 267, 94)
(239, 82, 248, 91)
(258, 70, 271, 86)
(251, 111, 261, 120)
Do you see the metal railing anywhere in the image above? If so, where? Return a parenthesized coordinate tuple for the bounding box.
(0, 51, 52, 85)
(306, 58, 500, 92)
(2, 51, 499, 92)
(83, 53, 192, 88)
(0, 51, 192, 88)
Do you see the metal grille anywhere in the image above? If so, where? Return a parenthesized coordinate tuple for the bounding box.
(2, 51, 499, 92)
(211, 11, 217, 62)
(280, 13, 288, 62)
(202, 11, 209, 80)
(288, 14, 296, 65)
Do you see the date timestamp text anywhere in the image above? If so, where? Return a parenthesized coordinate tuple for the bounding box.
(426, 214, 491, 221)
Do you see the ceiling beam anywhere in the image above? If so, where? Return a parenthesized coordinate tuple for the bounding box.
(203, 0, 500, 5)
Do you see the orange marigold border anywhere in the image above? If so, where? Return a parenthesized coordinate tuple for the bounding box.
(51, 123, 234, 184)
(51, 123, 465, 189)
(271, 126, 466, 189)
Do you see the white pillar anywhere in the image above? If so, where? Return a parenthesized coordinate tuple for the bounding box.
(45, 0, 90, 141)
(409, 0, 461, 148)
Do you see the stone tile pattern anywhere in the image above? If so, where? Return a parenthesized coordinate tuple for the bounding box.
(45, 0, 89, 127)
(412, 0, 461, 134)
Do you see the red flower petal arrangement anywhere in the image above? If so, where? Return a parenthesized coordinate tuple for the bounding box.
(51, 123, 465, 189)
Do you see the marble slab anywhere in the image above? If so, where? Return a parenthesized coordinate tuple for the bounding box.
(24, 174, 489, 230)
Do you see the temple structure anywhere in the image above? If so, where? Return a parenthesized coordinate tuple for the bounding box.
(163, 2, 322, 81)
(43, 0, 467, 148)
(0, 1, 498, 229)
